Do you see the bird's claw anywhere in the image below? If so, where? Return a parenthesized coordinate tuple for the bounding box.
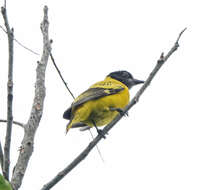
(97, 129, 106, 139)
(116, 108, 128, 117)
(110, 107, 128, 117)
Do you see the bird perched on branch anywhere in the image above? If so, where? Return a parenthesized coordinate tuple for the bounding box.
(63, 70, 144, 136)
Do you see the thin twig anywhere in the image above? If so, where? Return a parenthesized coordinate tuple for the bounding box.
(0, 119, 24, 128)
(11, 6, 51, 190)
(41, 28, 186, 190)
(163, 27, 187, 62)
(49, 52, 75, 99)
(88, 129, 104, 163)
(14, 38, 39, 55)
(1, 6, 14, 180)
(0, 25, 39, 55)
(0, 141, 3, 171)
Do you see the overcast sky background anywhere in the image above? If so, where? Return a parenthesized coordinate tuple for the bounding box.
(0, 0, 218, 189)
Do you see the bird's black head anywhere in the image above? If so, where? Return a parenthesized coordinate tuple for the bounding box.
(107, 70, 144, 89)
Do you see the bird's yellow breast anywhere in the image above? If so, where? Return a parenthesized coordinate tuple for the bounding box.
(72, 77, 129, 127)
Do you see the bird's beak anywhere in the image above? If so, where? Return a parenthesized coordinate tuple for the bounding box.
(132, 78, 144, 85)
(127, 78, 144, 89)
(65, 122, 71, 135)
(65, 128, 69, 135)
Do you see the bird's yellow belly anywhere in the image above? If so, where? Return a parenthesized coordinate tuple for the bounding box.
(75, 91, 129, 127)
(88, 107, 118, 126)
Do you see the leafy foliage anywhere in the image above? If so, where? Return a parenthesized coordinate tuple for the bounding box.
(0, 174, 12, 190)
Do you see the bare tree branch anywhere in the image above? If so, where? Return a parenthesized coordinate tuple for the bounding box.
(41, 28, 186, 190)
(1, 6, 14, 180)
(10, 6, 51, 190)
(0, 142, 3, 172)
(0, 120, 24, 128)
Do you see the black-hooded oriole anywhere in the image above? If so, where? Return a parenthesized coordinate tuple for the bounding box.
(63, 70, 144, 134)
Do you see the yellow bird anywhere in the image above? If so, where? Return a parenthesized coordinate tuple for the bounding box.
(63, 71, 144, 135)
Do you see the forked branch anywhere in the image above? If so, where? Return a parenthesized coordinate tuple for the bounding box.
(41, 28, 186, 190)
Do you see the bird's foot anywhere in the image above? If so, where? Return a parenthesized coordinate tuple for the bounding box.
(92, 119, 107, 139)
(96, 128, 106, 139)
(110, 107, 128, 117)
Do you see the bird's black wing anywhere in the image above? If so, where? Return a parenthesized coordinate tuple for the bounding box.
(63, 87, 124, 120)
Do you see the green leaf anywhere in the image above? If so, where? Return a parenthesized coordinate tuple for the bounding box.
(0, 174, 12, 190)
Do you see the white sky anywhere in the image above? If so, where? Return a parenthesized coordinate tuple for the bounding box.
(0, 0, 218, 189)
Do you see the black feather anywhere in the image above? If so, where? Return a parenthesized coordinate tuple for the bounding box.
(72, 87, 124, 109)
(63, 107, 71, 120)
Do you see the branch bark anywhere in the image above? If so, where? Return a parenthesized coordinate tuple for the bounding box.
(10, 6, 51, 190)
(1, 6, 14, 180)
(41, 28, 186, 190)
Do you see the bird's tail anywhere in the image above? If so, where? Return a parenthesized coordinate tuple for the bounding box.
(80, 126, 91, 131)
(66, 120, 86, 134)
